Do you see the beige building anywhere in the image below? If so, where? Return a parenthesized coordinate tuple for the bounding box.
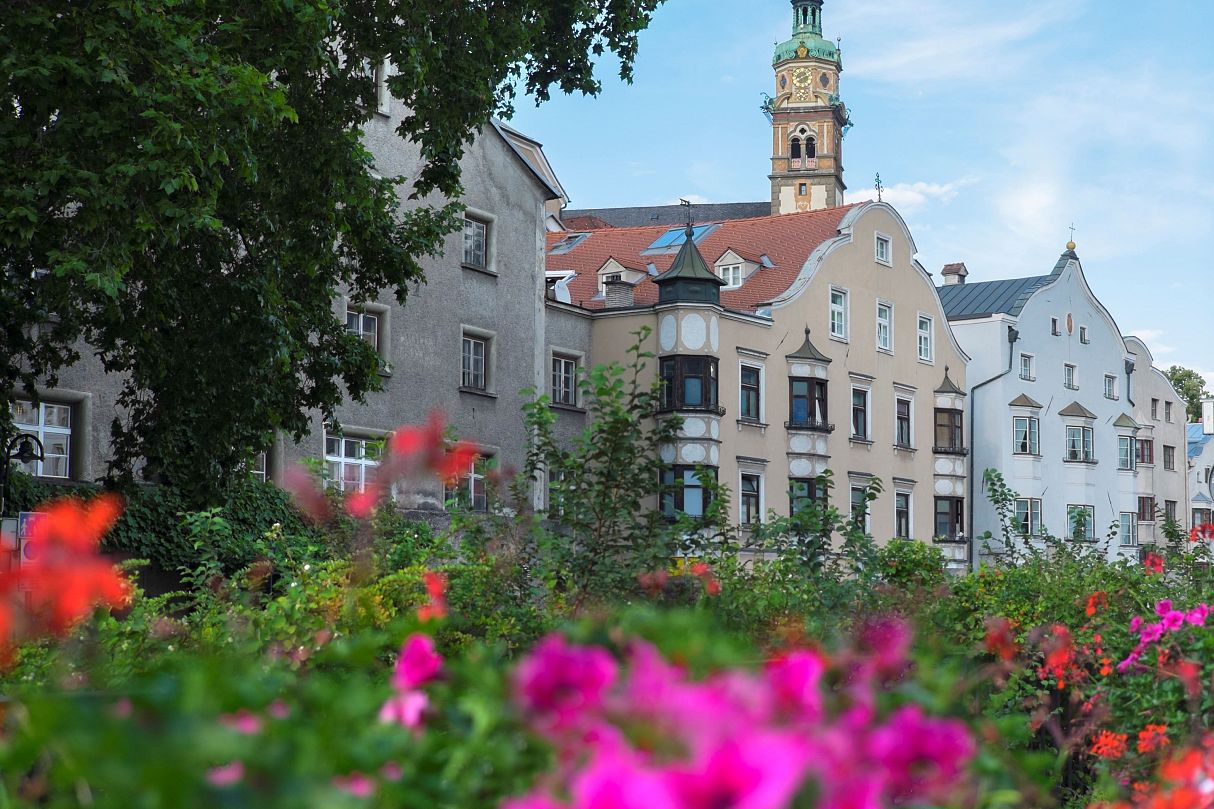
(1124, 336, 1189, 537)
(546, 202, 970, 562)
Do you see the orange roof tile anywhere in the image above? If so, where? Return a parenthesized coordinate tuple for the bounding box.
(545, 204, 863, 311)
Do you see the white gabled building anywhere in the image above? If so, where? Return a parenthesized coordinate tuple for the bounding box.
(938, 243, 1181, 562)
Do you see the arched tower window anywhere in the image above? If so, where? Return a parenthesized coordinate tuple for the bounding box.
(790, 137, 802, 160)
(806, 137, 816, 159)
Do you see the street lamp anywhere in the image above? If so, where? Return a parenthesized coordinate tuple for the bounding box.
(0, 432, 45, 517)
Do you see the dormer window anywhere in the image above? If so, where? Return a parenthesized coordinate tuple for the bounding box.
(719, 264, 742, 288)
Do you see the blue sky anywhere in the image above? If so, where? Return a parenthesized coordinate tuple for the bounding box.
(510, 0, 1214, 387)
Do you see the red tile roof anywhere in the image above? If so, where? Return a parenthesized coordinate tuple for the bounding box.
(545, 204, 863, 311)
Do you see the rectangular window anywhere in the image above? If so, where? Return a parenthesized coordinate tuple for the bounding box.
(463, 216, 488, 269)
(1104, 374, 1117, 400)
(661, 466, 714, 519)
(1165, 500, 1178, 522)
(1136, 439, 1154, 466)
(1013, 416, 1039, 455)
(740, 474, 761, 525)
(462, 335, 488, 390)
(876, 302, 893, 352)
(1019, 354, 1035, 381)
(719, 264, 743, 288)
(1079, 326, 1089, 344)
(659, 356, 719, 412)
(346, 309, 379, 351)
(1165, 401, 1174, 422)
(934, 409, 964, 452)
(917, 315, 934, 362)
(1119, 513, 1138, 546)
(851, 388, 870, 440)
(875, 235, 891, 265)
(445, 456, 489, 512)
(373, 60, 391, 114)
(740, 365, 761, 421)
(251, 452, 268, 483)
(324, 432, 380, 493)
(850, 485, 870, 533)
(934, 497, 964, 540)
(551, 354, 578, 405)
(1064, 364, 1077, 390)
(1164, 445, 1177, 471)
(789, 378, 828, 427)
(1118, 436, 1137, 470)
(1051, 317, 1061, 336)
(1138, 496, 1156, 522)
(1014, 498, 1043, 536)
(895, 492, 911, 539)
(1151, 398, 1160, 420)
(829, 289, 848, 340)
(1069, 505, 1096, 540)
(789, 477, 827, 515)
(895, 397, 912, 447)
(11, 400, 72, 478)
(1065, 426, 1095, 462)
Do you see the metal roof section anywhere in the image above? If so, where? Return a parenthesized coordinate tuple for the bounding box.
(1009, 394, 1043, 409)
(562, 202, 770, 229)
(489, 119, 565, 202)
(654, 230, 724, 285)
(1113, 413, 1140, 429)
(935, 367, 966, 395)
(1189, 423, 1212, 458)
(785, 327, 832, 363)
(936, 275, 1053, 320)
(1058, 401, 1098, 419)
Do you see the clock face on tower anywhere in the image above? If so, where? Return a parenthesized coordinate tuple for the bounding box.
(792, 68, 812, 88)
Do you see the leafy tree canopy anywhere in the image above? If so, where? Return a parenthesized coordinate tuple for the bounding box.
(1, 0, 664, 502)
(1163, 365, 1209, 423)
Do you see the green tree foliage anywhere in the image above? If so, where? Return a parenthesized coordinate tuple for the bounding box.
(0, 0, 665, 502)
(1163, 365, 1210, 423)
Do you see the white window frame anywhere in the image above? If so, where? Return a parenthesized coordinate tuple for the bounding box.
(1014, 497, 1043, 536)
(829, 287, 849, 341)
(1119, 512, 1138, 546)
(1079, 326, 1089, 344)
(374, 60, 391, 115)
(251, 451, 268, 483)
(894, 490, 912, 539)
(1065, 425, 1095, 462)
(916, 314, 934, 363)
(1069, 504, 1096, 540)
(346, 307, 380, 352)
(1165, 401, 1174, 423)
(874, 232, 893, 267)
(738, 361, 765, 422)
(1019, 353, 1035, 381)
(1118, 436, 1137, 470)
(850, 484, 871, 534)
(446, 455, 491, 512)
(850, 384, 871, 441)
(1104, 374, 1117, 400)
(1064, 364, 1077, 390)
(719, 264, 743, 288)
(876, 301, 893, 353)
(894, 395, 913, 448)
(551, 353, 579, 406)
(460, 326, 495, 392)
(739, 471, 763, 526)
(324, 431, 380, 493)
(10, 400, 72, 479)
(1012, 415, 1040, 455)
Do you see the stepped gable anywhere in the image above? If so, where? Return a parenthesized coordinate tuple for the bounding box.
(545, 203, 861, 312)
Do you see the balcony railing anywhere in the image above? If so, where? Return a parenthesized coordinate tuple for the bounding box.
(933, 445, 969, 456)
(785, 419, 834, 434)
(656, 404, 727, 417)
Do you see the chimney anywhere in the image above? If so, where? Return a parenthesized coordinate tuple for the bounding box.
(941, 262, 968, 285)
(603, 278, 636, 309)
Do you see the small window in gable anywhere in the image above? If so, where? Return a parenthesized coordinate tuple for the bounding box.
(719, 264, 743, 288)
(874, 234, 892, 266)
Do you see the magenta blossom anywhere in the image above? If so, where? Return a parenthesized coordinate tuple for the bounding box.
(1140, 622, 1164, 643)
(856, 617, 911, 677)
(868, 705, 975, 804)
(515, 634, 617, 731)
(1156, 599, 1174, 617)
(207, 761, 245, 787)
(332, 772, 376, 798)
(379, 690, 429, 729)
(767, 650, 825, 722)
(667, 732, 813, 809)
(1188, 604, 1210, 626)
(1162, 610, 1187, 632)
(571, 752, 679, 809)
(218, 709, 263, 735)
(393, 634, 443, 691)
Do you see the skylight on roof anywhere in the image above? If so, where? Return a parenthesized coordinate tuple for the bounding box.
(643, 224, 714, 253)
(548, 232, 590, 255)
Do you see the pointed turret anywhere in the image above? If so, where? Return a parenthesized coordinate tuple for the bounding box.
(654, 226, 725, 305)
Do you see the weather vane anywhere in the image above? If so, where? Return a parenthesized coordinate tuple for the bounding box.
(874, 173, 883, 202)
(679, 198, 694, 231)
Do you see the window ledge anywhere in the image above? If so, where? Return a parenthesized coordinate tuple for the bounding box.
(1063, 457, 1099, 465)
(1064, 384, 1080, 391)
(737, 418, 768, 429)
(917, 358, 935, 366)
(1019, 375, 1037, 382)
(459, 386, 497, 400)
(1138, 462, 1155, 468)
(1117, 467, 1138, 474)
(548, 401, 586, 414)
(933, 446, 969, 456)
(828, 334, 849, 345)
(785, 420, 834, 434)
(657, 405, 727, 417)
(877, 347, 894, 356)
(1012, 452, 1042, 459)
(462, 263, 498, 278)
(893, 443, 916, 454)
(849, 437, 874, 447)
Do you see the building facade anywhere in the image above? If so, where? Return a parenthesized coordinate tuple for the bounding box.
(938, 245, 1186, 561)
(1188, 422, 1214, 528)
(545, 202, 971, 563)
(1123, 336, 1189, 536)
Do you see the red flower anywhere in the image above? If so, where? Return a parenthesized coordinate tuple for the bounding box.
(688, 562, 721, 597)
(1189, 524, 1214, 543)
(637, 569, 669, 596)
(1090, 730, 1128, 759)
(345, 483, 381, 519)
(1143, 552, 1165, 575)
(1085, 591, 1108, 617)
(983, 616, 1018, 662)
(435, 441, 480, 484)
(417, 571, 448, 622)
(1138, 724, 1170, 754)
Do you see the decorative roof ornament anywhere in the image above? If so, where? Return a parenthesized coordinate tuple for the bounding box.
(786, 326, 832, 363)
(935, 365, 966, 396)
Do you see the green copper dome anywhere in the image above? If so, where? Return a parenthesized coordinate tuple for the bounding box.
(774, 1, 838, 65)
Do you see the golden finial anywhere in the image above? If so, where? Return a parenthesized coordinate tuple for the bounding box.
(1067, 223, 1077, 252)
(1067, 241, 1076, 251)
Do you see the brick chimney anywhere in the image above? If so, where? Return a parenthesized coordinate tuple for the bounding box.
(603, 278, 636, 308)
(941, 262, 968, 286)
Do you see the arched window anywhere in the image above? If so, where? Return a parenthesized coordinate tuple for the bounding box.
(801, 7, 809, 26)
(806, 137, 816, 159)
(790, 137, 802, 160)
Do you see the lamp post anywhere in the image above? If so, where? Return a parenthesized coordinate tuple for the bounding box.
(0, 432, 45, 517)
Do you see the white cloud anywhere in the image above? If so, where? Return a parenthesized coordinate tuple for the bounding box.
(660, 193, 714, 206)
(1128, 329, 1176, 357)
(849, 177, 977, 213)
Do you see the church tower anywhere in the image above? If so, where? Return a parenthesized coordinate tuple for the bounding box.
(769, 0, 850, 214)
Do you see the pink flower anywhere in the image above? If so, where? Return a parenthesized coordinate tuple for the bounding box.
(667, 733, 813, 809)
(267, 699, 290, 719)
(766, 650, 825, 722)
(502, 796, 566, 809)
(856, 617, 911, 677)
(219, 709, 263, 735)
(571, 752, 679, 809)
(207, 761, 245, 787)
(1140, 622, 1164, 643)
(515, 634, 617, 731)
(379, 761, 403, 781)
(1130, 616, 1143, 632)
(1156, 599, 1174, 616)
(868, 705, 975, 803)
(1163, 610, 1186, 632)
(1188, 604, 1210, 626)
(110, 697, 132, 718)
(332, 772, 376, 798)
(392, 634, 443, 691)
(345, 485, 381, 519)
(1117, 652, 1141, 673)
(379, 690, 429, 729)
